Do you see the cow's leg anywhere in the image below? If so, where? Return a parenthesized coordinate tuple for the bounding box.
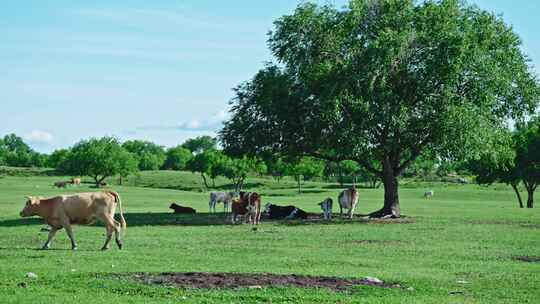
(101, 224, 114, 251)
(63, 222, 78, 250)
(113, 219, 123, 249)
(41, 227, 60, 250)
(340, 205, 343, 218)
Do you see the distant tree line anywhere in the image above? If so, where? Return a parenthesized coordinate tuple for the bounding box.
(2, 127, 539, 208)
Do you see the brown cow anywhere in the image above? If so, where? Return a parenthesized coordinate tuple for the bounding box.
(231, 192, 261, 225)
(19, 191, 126, 251)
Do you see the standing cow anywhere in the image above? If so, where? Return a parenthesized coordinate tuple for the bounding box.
(71, 178, 81, 186)
(318, 198, 333, 220)
(19, 191, 126, 251)
(338, 188, 359, 219)
(209, 191, 234, 213)
(231, 192, 261, 225)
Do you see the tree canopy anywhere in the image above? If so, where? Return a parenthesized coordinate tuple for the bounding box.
(182, 136, 217, 154)
(123, 140, 166, 171)
(220, 0, 540, 217)
(64, 137, 138, 187)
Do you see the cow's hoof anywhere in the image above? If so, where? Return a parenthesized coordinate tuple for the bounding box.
(40, 246, 49, 250)
(72, 246, 78, 251)
(101, 247, 109, 251)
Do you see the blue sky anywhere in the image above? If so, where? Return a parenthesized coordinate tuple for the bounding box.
(1, 0, 538, 153)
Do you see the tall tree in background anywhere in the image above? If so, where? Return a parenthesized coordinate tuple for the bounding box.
(162, 146, 192, 170)
(64, 137, 138, 187)
(123, 140, 166, 171)
(470, 118, 540, 208)
(286, 157, 325, 193)
(182, 136, 217, 154)
(221, 0, 539, 217)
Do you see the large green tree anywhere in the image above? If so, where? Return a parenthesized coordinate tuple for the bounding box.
(220, 0, 539, 217)
(182, 136, 217, 154)
(162, 146, 193, 171)
(122, 140, 166, 171)
(64, 137, 138, 187)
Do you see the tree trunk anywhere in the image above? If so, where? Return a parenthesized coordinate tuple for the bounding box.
(369, 160, 400, 218)
(212, 178, 216, 188)
(119, 175, 123, 185)
(297, 176, 301, 194)
(201, 173, 209, 189)
(526, 185, 535, 208)
(510, 183, 524, 208)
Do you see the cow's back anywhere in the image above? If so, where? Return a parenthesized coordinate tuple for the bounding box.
(60, 192, 115, 224)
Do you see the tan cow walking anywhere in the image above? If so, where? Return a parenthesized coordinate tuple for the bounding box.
(19, 191, 126, 251)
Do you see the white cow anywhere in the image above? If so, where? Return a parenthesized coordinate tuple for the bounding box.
(338, 188, 359, 219)
(209, 191, 235, 213)
(424, 190, 434, 199)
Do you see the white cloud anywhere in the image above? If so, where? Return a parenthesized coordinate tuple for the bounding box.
(23, 130, 54, 144)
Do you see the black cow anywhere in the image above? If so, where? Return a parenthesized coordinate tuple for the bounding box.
(263, 203, 308, 220)
(169, 203, 196, 214)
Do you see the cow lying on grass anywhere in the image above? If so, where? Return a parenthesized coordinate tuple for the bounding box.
(264, 203, 308, 220)
(318, 198, 333, 220)
(231, 192, 261, 225)
(19, 191, 126, 251)
(170, 203, 196, 214)
(53, 181, 68, 188)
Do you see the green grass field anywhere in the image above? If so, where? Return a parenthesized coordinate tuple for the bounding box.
(0, 171, 538, 303)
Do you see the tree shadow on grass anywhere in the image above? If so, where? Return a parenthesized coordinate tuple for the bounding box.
(0, 213, 233, 228)
(0, 212, 413, 228)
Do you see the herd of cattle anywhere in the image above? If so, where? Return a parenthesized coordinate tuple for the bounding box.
(170, 188, 361, 224)
(19, 179, 435, 250)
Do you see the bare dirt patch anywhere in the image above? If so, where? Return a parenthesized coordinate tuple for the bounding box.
(132, 272, 401, 291)
(514, 256, 540, 263)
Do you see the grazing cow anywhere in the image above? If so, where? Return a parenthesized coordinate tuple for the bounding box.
(19, 191, 126, 251)
(169, 203, 196, 214)
(264, 203, 308, 220)
(209, 191, 234, 213)
(338, 188, 359, 219)
(318, 198, 333, 220)
(231, 192, 261, 225)
(424, 190, 434, 199)
(71, 178, 81, 186)
(53, 181, 68, 188)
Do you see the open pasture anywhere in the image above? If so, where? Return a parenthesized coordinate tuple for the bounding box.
(0, 173, 539, 303)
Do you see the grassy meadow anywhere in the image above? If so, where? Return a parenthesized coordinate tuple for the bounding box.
(0, 170, 538, 303)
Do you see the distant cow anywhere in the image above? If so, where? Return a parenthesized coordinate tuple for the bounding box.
(338, 188, 359, 219)
(71, 178, 81, 186)
(209, 191, 234, 213)
(170, 203, 196, 214)
(19, 191, 126, 250)
(264, 203, 308, 220)
(424, 190, 434, 199)
(231, 192, 261, 225)
(318, 198, 333, 220)
(53, 181, 68, 188)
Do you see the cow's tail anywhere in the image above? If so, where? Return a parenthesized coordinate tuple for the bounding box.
(108, 191, 127, 231)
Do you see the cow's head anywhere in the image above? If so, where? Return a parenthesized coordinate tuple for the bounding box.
(318, 198, 333, 211)
(20, 196, 40, 217)
(169, 203, 179, 210)
(263, 203, 273, 214)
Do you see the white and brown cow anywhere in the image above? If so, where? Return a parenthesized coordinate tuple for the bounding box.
(338, 188, 359, 219)
(231, 192, 261, 225)
(19, 191, 126, 251)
